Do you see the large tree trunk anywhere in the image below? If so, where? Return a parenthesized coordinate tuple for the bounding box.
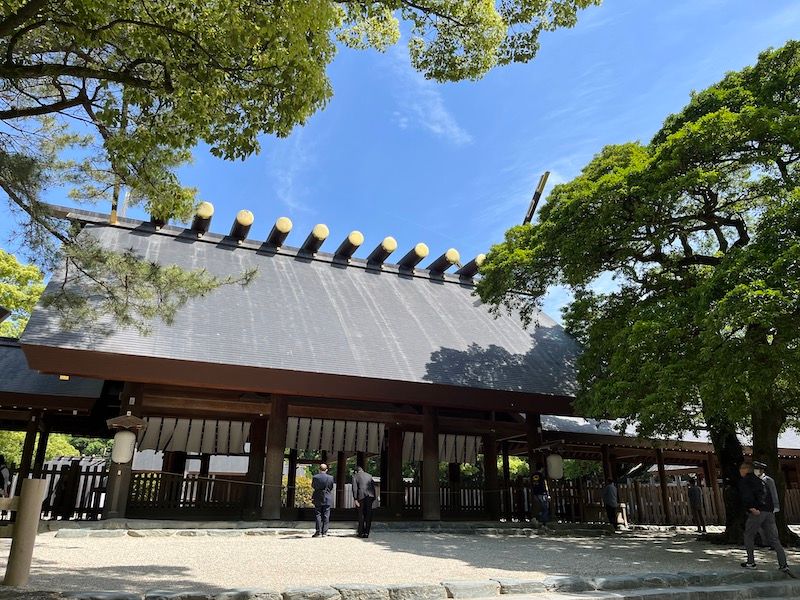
(751, 403, 800, 547)
(706, 414, 746, 544)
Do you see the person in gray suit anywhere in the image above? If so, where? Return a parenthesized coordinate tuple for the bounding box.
(311, 464, 335, 537)
(352, 466, 377, 538)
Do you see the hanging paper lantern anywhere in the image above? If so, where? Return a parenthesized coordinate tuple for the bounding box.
(546, 453, 564, 479)
(111, 430, 137, 464)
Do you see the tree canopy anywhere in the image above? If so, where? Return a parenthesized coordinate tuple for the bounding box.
(0, 0, 598, 329)
(477, 40, 800, 541)
(0, 249, 43, 336)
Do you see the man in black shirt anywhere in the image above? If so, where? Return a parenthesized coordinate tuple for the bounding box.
(737, 462, 788, 571)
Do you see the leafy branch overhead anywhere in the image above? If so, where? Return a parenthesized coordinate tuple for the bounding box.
(0, 0, 598, 329)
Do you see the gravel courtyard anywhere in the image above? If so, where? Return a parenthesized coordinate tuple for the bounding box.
(2, 529, 799, 595)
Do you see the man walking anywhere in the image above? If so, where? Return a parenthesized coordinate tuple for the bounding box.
(738, 461, 789, 572)
(311, 463, 334, 537)
(531, 468, 550, 526)
(352, 465, 376, 538)
(688, 478, 706, 533)
(602, 479, 619, 529)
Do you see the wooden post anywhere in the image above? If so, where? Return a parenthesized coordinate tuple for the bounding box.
(633, 479, 642, 524)
(387, 427, 403, 517)
(483, 433, 500, 520)
(199, 454, 211, 477)
(501, 441, 511, 521)
(3, 478, 47, 586)
(14, 414, 39, 496)
(335, 452, 347, 509)
(656, 448, 672, 525)
(262, 396, 288, 519)
(380, 443, 388, 506)
(244, 417, 267, 519)
(285, 449, 298, 509)
(525, 412, 543, 475)
(422, 406, 440, 521)
(103, 383, 143, 519)
(600, 445, 613, 481)
(356, 452, 366, 469)
(447, 462, 461, 513)
(706, 451, 723, 523)
(31, 423, 50, 478)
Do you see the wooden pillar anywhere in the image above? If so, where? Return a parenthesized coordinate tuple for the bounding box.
(14, 414, 39, 496)
(633, 479, 642, 524)
(502, 441, 511, 521)
(600, 445, 613, 481)
(656, 448, 672, 525)
(103, 383, 143, 519)
(262, 396, 288, 520)
(320, 451, 328, 464)
(706, 451, 723, 522)
(199, 454, 211, 477)
(794, 460, 800, 489)
(356, 451, 366, 470)
(32, 423, 50, 478)
(483, 433, 500, 520)
(244, 417, 267, 519)
(448, 462, 461, 512)
(422, 406, 440, 521)
(285, 449, 298, 509)
(525, 412, 543, 475)
(387, 427, 403, 517)
(380, 443, 388, 503)
(336, 452, 348, 509)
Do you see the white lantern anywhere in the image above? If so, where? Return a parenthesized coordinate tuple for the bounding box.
(111, 430, 137, 464)
(546, 453, 564, 479)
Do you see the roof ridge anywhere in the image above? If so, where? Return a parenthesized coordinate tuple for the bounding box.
(47, 203, 481, 288)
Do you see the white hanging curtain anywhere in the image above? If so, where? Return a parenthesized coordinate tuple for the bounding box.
(137, 417, 251, 454)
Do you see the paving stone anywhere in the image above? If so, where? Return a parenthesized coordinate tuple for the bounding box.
(475, 529, 498, 536)
(144, 592, 211, 600)
(490, 578, 547, 595)
(175, 530, 208, 536)
(243, 529, 282, 536)
(386, 584, 446, 600)
(333, 584, 390, 600)
(440, 580, 499, 598)
(87, 530, 128, 538)
(282, 587, 341, 600)
(212, 590, 282, 600)
(638, 574, 688, 588)
(127, 529, 175, 537)
(54, 529, 90, 538)
(591, 575, 651, 591)
(541, 576, 594, 593)
(207, 529, 243, 537)
(63, 593, 141, 600)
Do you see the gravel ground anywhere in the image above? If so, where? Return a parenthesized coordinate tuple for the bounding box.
(1, 530, 798, 595)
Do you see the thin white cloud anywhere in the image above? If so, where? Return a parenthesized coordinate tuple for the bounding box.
(390, 49, 473, 146)
(266, 130, 316, 215)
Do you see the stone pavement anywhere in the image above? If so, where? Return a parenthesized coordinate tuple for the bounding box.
(2, 528, 799, 598)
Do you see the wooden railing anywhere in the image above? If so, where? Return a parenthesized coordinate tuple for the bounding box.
(127, 472, 249, 519)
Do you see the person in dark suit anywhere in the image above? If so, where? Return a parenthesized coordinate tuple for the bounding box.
(352, 465, 377, 538)
(311, 463, 334, 537)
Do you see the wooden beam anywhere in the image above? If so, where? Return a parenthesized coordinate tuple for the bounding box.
(25, 345, 576, 415)
(502, 441, 512, 521)
(15, 413, 39, 495)
(336, 452, 347, 509)
(387, 427, 403, 517)
(286, 449, 298, 509)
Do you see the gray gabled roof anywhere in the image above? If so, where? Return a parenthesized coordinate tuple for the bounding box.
(0, 337, 103, 398)
(21, 211, 579, 398)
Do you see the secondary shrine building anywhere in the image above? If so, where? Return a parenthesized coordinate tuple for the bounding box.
(3, 205, 800, 524)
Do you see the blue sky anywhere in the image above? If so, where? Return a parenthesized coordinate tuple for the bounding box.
(2, 0, 799, 320)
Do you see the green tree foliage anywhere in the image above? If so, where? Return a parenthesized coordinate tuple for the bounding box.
(0, 0, 598, 329)
(0, 249, 43, 336)
(68, 436, 113, 457)
(478, 41, 800, 543)
(0, 431, 78, 467)
(562, 459, 601, 480)
(282, 474, 314, 508)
